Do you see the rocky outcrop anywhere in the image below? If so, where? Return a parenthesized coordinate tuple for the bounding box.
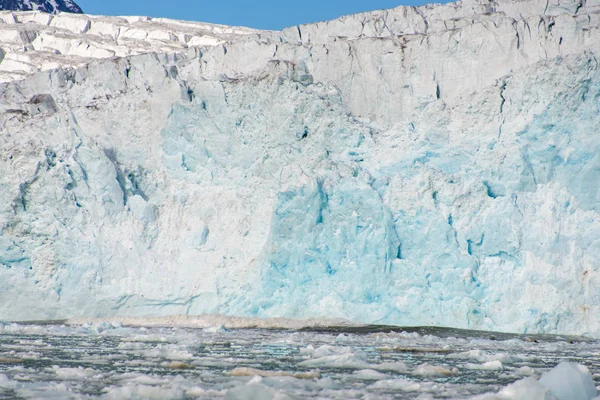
(0, 0, 82, 14)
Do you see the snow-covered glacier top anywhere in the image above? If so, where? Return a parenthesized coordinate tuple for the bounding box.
(0, 10, 265, 82)
(1, 0, 600, 337)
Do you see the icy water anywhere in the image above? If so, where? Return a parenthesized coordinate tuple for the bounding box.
(0, 322, 598, 399)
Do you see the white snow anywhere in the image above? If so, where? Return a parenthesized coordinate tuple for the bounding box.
(0, 10, 264, 82)
(0, 0, 599, 337)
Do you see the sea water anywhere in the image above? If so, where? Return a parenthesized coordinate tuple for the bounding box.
(0, 322, 598, 399)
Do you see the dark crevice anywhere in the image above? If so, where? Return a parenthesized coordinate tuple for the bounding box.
(396, 244, 403, 260)
(44, 149, 57, 170)
(325, 262, 335, 275)
(499, 81, 507, 114)
(482, 181, 499, 198)
(13, 162, 41, 213)
(127, 171, 148, 201)
(297, 126, 309, 141)
(103, 148, 128, 206)
(65, 168, 77, 190)
(467, 234, 485, 256)
(447, 214, 459, 245)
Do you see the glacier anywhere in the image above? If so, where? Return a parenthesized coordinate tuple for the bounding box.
(0, 0, 600, 337)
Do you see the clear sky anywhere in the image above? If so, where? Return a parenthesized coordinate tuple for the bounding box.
(75, 0, 447, 31)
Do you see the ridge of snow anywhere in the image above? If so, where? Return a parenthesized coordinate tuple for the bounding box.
(0, 10, 268, 83)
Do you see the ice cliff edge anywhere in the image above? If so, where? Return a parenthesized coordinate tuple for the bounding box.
(0, 0, 599, 336)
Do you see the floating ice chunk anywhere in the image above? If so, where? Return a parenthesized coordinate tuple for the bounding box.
(515, 366, 536, 376)
(450, 350, 521, 364)
(300, 344, 360, 358)
(120, 373, 176, 386)
(225, 377, 296, 400)
(465, 360, 504, 371)
(370, 379, 422, 392)
(413, 364, 458, 376)
(142, 344, 194, 360)
(496, 377, 555, 400)
(186, 387, 227, 397)
(375, 362, 409, 373)
(162, 361, 193, 369)
(103, 384, 185, 399)
(94, 321, 121, 333)
(335, 333, 353, 342)
(229, 367, 320, 379)
(116, 342, 146, 350)
(450, 349, 488, 360)
(476, 363, 597, 400)
(297, 353, 369, 370)
(538, 363, 597, 400)
(203, 324, 228, 333)
(352, 369, 389, 380)
(0, 374, 14, 388)
(52, 366, 97, 380)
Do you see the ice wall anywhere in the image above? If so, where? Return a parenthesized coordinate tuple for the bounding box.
(1, 0, 600, 336)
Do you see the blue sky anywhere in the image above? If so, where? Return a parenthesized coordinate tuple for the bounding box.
(75, 0, 446, 30)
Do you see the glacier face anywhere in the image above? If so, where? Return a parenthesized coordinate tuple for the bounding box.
(1, 0, 600, 336)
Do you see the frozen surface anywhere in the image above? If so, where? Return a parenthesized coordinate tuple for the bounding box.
(0, 10, 263, 82)
(0, 323, 599, 399)
(1, 0, 600, 336)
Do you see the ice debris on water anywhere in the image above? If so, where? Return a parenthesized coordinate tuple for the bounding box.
(475, 362, 598, 400)
(538, 363, 597, 400)
(0, 324, 598, 399)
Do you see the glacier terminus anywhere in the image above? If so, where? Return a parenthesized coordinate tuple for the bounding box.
(0, 0, 600, 338)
